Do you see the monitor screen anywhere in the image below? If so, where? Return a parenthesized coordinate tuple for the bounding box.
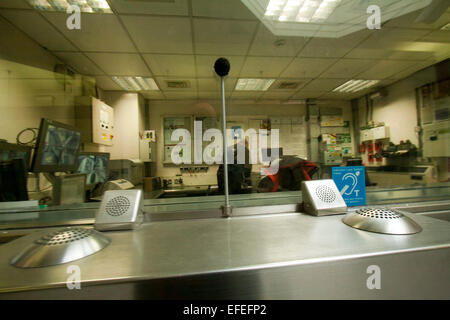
(0, 142, 31, 172)
(31, 119, 81, 172)
(77, 153, 109, 186)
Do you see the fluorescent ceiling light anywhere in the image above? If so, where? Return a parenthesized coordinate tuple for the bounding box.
(333, 80, 380, 93)
(242, 0, 433, 38)
(112, 77, 159, 91)
(235, 79, 276, 91)
(27, 0, 112, 13)
(264, 0, 342, 23)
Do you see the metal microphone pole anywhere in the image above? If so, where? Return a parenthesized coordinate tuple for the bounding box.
(214, 58, 232, 218)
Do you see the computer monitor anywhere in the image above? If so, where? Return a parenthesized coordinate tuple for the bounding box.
(77, 152, 110, 187)
(0, 141, 32, 173)
(31, 119, 82, 173)
(0, 159, 28, 202)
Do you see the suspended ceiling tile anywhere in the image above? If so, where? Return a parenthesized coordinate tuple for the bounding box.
(193, 18, 258, 55)
(267, 79, 311, 91)
(143, 54, 195, 77)
(384, 10, 450, 30)
(390, 59, 440, 81)
(301, 79, 348, 92)
(291, 91, 328, 99)
(419, 30, 450, 43)
(388, 50, 434, 61)
(121, 16, 193, 54)
(197, 91, 223, 100)
(0, 0, 29, 9)
(319, 58, 379, 79)
(197, 78, 236, 92)
(231, 91, 264, 99)
(0, 9, 76, 51)
(239, 56, 293, 78)
(280, 58, 337, 78)
(248, 24, 308, 57)
(357, 28, 435, 51)
(0, 59, 54, 79)
(54, 52, 104, 75)
(95, 76, 121, 90)
(109, 0, 189, 16)
(86, 53, 150, 76)
(196, 55, 245, 78)
(320, 91, 362, 100)
(260, 91, 294, 100)
(358, 60, 420, 80)
(141, 91, 166, 100)
(372, 27, 432, 42)
(346, 47, 394, 60)
(191, 0, 256, 20)
(155, 76, 198, 91)
(43, 12, 136, 52)
(0, 15, 59, 71)
(164, 91, 198, 99)
(298, 29, 373, 58)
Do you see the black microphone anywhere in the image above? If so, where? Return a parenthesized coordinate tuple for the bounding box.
(214, 58, 230, 77)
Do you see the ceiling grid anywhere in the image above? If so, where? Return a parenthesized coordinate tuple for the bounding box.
(0, 0, 447, 101)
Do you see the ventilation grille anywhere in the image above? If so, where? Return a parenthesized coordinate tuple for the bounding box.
(315, 185, 337, 203)
(106, 196, 131, 216)
(34, 228, 93, 246)
(356, 208, 403, 219)
(166, 80, 190, 88)
(277, 81, 301, 90)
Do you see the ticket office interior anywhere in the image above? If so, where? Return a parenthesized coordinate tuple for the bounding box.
(0, 1, 449, 208)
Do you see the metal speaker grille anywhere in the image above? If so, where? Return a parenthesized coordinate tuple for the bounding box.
(356, 208, 403, 219)
(315, 185, 337, 203)
(106, 196, 131, 216)
(11, 227, 111, 268)
(342, 207, 422, 235)
(34, 228, 93, 246)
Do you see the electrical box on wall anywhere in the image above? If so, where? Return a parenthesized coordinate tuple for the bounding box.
(139, 131, 156, 162)
(75, 97, 115, 146)
(423, 121, 450, 157)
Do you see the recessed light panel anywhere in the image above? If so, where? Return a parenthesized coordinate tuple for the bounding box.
(242, 0, 433, 38)
(235, 79, 276, 91)
(264, 0, 342, 23)
(333, 80, 380, 93)
(112, 77, 159, 91)
(27, 0, 113, 13)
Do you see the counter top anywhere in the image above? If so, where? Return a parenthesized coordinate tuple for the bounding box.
(0, 210, 449, 294)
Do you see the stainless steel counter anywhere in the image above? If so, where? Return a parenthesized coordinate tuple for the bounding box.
(0, 211, 449, 299)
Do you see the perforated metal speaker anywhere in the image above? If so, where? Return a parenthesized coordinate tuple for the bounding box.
(105, 196, 131, 216)
(302, 179, 347, 216)
(95, 190, 144, 231)
(11, 227, 110, 268)
(342, 207, 422, 235)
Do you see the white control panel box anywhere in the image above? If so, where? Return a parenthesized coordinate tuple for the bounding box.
(360, 126, 389, 142)
(75, 97, 115, 146)
(423, 121, 450, 157)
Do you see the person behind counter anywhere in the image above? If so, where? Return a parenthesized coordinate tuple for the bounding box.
(217, 138, 252, 195)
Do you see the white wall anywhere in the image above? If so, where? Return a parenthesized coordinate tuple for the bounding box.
(101, 92, 145, 160)
(357, 65, 438, 146)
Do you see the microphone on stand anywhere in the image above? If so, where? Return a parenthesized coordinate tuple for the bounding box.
(214, 58, 232, 218)
(214, 57, 230, 77)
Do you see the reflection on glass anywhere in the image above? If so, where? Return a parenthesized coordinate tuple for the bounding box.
(41, 125, 81, 166)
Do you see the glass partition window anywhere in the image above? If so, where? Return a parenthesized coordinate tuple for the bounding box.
(0, 0, 448, 214)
